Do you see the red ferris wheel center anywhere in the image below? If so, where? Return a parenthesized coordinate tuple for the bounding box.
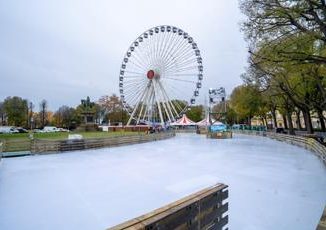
(147, 70, 155, 80)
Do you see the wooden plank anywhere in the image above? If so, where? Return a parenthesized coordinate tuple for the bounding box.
(107, 184, 228, 230)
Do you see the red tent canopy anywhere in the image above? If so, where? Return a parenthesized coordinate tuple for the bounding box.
(171, 114, 196, 126)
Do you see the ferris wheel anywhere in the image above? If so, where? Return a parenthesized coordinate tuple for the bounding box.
(119, 25, 203, 125)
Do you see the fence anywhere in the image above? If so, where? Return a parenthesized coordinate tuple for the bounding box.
(233, 130, 326, 165)
(0, 139, 32, 153)
(317, 206, 326, 230)
(0, 132, 175, 156)
(31, 132, 175, 154)
(108, 183, 228, 230)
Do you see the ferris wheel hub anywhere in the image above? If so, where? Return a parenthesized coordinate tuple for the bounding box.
(147, 70, 155, 80)
(147, 70, 160, 80)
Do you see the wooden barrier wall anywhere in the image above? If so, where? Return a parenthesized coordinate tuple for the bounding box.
(31, 132, 175, 154)
(108, 183, 228, 230)
(233, 130, 326, 165)
(317, 206, 326, 230)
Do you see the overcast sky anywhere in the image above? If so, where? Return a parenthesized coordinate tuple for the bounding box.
(0, 0, 248, 111)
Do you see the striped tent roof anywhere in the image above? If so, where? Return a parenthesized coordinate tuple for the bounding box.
(196, 116, 223, 126)
(171, 114, 196, 126)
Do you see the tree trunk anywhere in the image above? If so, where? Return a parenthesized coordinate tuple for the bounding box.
(295, 109, 303, 130)
(286, 112, 295, 135)
(263, 117, 267, 126)
(317, 109, 326, 132)
(282, 114, 288, 129)
(271, 109, 277, 128)
(302, 109, 314, 134)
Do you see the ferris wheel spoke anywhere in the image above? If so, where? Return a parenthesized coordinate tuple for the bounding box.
(163, 80, 192, 106)
(161, 33, 184, 67)
(123, 78, 146, 86)
(150, 31, 160, 67)
(165, 65, 198, 75)
(161, 32, 179, 63)
(127, 59, 148, 72)
(124, 70, 146, 75)
(174, 40, 193, 60)
(164, 39, 189, 67)
(175, 48, 196, 65)
(160, 30, 172, 62)
(156, 30, 166, 61)
(160, 31, 173, 63)
(163, 36, 186, 68)
(132, 41, 151, 69)
(146, 31, 157, 68)
(164, 73, 198, 77)
(144, 36, 155, 68)
(124, 83, 147, 98)
(130, 51, 149, 70)
(163, 76, 196, 84)
(133, 50, 150, 70)
(123, 75, 145, 78)
(125, 82, 147, 98)
(166, 43, 193, 70)
(163, 56, 197, 73)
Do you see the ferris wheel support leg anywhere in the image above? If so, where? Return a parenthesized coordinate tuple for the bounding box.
(126, 85, 149, 126)
(154, 81, 172, 123)
(137, 85, 151, 124)
(152, 80, 165, 126)
(158, 81, 179, 120)
(141, 86, 154, 122)
(157, 81, 175, 122)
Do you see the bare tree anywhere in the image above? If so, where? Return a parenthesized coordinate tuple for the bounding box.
(0, 101, 6, 125)
(39, 99, 48, 128)
(28, 102, 34, 129)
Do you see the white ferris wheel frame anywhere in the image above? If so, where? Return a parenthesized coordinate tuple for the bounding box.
(119, 25, 203, 126)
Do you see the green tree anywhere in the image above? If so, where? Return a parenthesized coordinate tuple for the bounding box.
(0, 101, 6, 125)
(240, 0, 326, 60)
(186, 105, 203, 122)
(245, 34, 326, 133)
(53, 106, 79, 128)
(98, 94, 130, 125)
(230, 85, 263, 125)
(3, 96, 28, 126)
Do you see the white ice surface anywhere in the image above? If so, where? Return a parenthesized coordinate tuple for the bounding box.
(0, 134, 325, 230)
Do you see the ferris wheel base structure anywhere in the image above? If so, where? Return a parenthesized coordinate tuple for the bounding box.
(118, 25, 203, 126)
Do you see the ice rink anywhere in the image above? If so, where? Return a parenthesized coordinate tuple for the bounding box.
(0, 133, 325, 230)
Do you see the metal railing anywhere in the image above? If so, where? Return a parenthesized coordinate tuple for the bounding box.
(233, 130, 326, 165)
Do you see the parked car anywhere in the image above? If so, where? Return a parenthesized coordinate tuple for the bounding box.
(16, 127, 28, 133)
(58, 128, 69, 132)
(0, 126, 19, 134)
(33, 129, 44, 133)
(42, 126, 60, 132)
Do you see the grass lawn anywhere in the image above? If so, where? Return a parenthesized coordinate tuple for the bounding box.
(0, 131, 143, 152)
(0, 131, 139, 141)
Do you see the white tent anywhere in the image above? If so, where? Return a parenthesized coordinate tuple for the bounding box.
(171, 114, 196, 126)
(196, 116, 223, 127)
